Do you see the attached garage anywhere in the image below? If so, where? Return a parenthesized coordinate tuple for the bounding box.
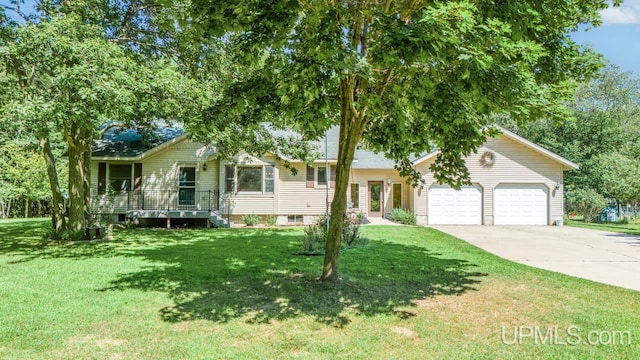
(428, 186, 482, 225)
(413, 127, 580, 226)
(494, 184, 548, 225)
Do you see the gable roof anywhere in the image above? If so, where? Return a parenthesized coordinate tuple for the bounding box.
(411, 126, 579, 170)
(92, 123, 577, 171)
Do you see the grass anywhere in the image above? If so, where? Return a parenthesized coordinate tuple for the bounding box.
(566, 219, 640, 236)
(0, 219, 639, 359)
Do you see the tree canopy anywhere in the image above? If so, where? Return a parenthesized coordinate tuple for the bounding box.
(185, 0, 614, 280)
(0, 1, 194, 237)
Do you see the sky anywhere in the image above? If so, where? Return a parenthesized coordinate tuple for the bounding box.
(2, 0, 640, 75)
(571, 0, 640, 76)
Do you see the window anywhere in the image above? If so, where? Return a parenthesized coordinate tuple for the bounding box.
(350, 183, 359, 208)
(265, 165, 275, 193)
(178, 167, 196, 206)
(393, 183, 402, 209)
(317, 166, 327, 185)
(109, 164, 132, 192)
(225, 165, 235, 192)
(238, 166, 263, 192)
(232, 165, 276, 193)
(288, 215, 303, 223)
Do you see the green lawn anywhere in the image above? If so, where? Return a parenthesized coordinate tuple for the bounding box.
(566, 219, 640, 236)
(1, 219, 638, 359)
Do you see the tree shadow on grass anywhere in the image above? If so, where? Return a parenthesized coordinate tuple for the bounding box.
(101, 228, 487, 327)
(0, 219, 203, 263)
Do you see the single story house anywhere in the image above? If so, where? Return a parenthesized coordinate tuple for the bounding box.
(90, 124, 578, 227)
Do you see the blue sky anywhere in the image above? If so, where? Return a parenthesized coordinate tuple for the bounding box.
(571, 0, 640, 76)
(3, 0, 639, 75)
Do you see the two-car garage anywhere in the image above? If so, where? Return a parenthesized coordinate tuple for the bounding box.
(414, 127, 579, 226)
(427, 184, 549, 225)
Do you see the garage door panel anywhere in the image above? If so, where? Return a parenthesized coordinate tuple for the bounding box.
(428, 186, 482, 225)
(494, 185, 547, 225)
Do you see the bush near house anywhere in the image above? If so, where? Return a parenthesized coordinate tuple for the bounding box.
(301, 214, 368, 254)
(388, 208, 417, 225)
(266, 214, 277, 227)
(241, 214, 261, 227)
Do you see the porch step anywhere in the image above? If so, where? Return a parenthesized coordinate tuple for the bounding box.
(210, 212, 231, 228)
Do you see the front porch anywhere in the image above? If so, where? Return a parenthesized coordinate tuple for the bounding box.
(92, 190, 228, 228)
(126, 190, 228, 228)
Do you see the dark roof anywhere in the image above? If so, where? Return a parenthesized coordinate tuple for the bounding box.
(311, 127, 422, 169)
(92, 122, 184, 157)
(92, 123, 419, 169)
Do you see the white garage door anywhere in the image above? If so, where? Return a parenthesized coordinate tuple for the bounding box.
(428, 186, 482, 225)
(494, 185, 548, 225)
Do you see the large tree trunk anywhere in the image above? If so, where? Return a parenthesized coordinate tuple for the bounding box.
(67, 125, 91, 233)
(40, 137, 66, 235)
(320, 78, 365, 282)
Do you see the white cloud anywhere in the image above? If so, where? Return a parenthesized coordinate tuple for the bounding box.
(600, 7, 638, 24)
(600, 1, 640, 25)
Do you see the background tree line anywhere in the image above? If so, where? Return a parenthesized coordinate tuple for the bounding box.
(499, 64, 640, 221)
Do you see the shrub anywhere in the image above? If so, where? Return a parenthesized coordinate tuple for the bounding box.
(617, 217, 630, 225)
(301, 214, 368, 253)
(565, 187, 607, 223)
(342, 216, 362, 246)
(302, 215, 328, 253)
(241, 214, 261, 227)
(266, 214, 277, 227)
(388, 208, 416, 225)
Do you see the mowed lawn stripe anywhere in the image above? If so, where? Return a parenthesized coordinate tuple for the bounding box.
(0, 219, 638, 359)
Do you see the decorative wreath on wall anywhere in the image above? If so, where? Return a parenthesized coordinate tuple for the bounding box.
(480, 151, 495, 167)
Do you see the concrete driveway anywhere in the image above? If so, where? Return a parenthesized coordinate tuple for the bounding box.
(431, 225, 640, 292)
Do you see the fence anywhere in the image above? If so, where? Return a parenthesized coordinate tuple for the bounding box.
(127, 190, 219, 212)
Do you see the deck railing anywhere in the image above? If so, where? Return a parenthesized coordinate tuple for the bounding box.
(127, 190, 220, 212)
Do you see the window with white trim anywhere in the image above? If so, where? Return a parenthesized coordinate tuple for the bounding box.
(178, 167, 196, 206)
(225, 164, 275, 194)
(238, 166, 262, 192)
(317, 166, 327, 186)
(109, 164, 132, 193)
(225, 165, 235, 193)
